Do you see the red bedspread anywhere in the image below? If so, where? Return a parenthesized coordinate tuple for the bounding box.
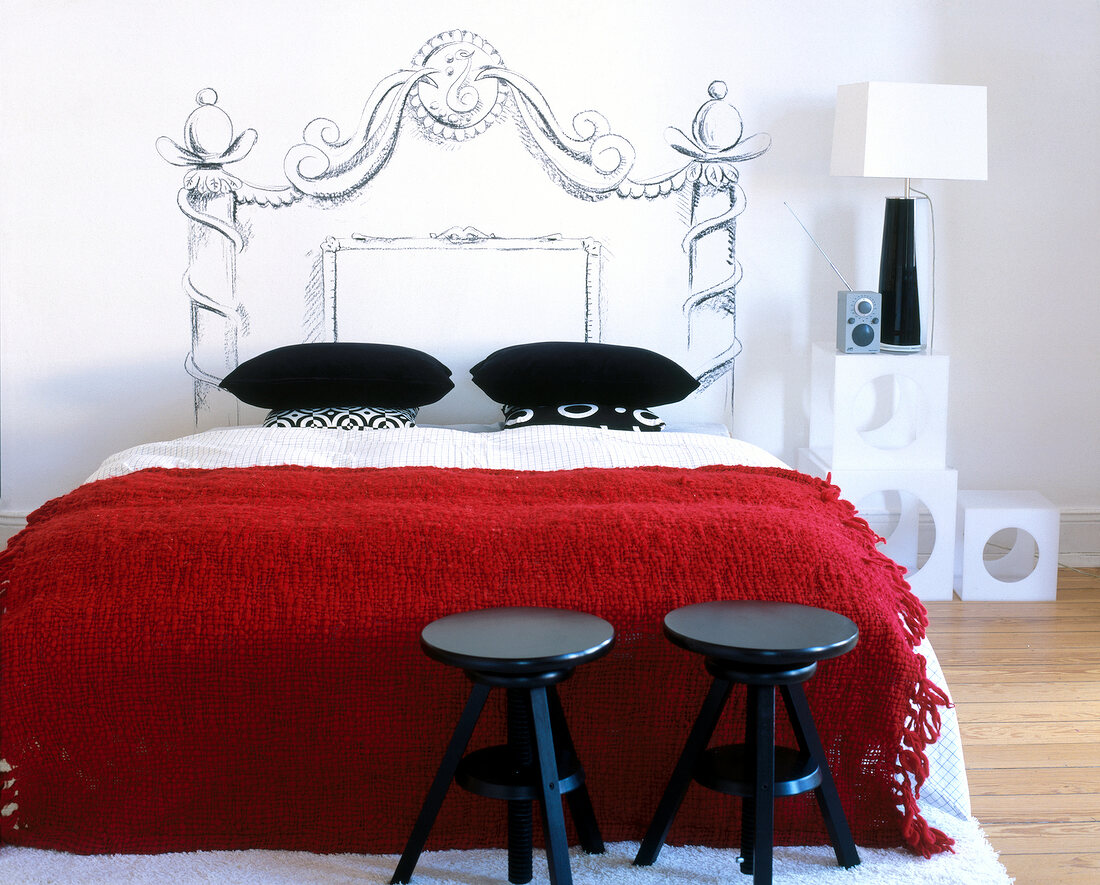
(0, 464, 952, 856)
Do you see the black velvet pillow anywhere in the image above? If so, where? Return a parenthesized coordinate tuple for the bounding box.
(219, 343, 454, 410)
(470, 342, 699, 407)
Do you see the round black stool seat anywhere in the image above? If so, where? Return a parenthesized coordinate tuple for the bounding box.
(392, 607, 613, 885)
(635, 601, 861, 884)
(421, 606, 615, 678)
(663, 600, 859, 668)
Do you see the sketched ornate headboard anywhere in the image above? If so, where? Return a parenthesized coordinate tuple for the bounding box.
(157, 29, 768, 426)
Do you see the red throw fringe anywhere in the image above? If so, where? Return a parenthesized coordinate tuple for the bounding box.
(824, 471, 955, 856)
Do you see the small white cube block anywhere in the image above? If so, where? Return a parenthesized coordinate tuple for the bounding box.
(955, 491, 1059, 601)
(798, 449, 957, 602)
(809, 343, 949, 470)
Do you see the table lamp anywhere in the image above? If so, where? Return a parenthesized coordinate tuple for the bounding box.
(830, 82, 987, 352)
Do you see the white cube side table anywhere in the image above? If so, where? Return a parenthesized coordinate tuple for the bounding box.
(798, 449, 957, 602)
(955, 491, 1060, 601)
(808, 344, 949, 470)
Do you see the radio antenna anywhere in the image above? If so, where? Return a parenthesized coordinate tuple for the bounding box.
(784, 202, 853, 292)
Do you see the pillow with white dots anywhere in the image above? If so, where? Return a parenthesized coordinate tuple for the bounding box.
(501, 403, 665, 432)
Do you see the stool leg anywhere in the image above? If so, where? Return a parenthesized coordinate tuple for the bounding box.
(739, 685, 757, 875)
(634, 676, 734, 866)
(506, 688, 535, 885)
(530, 686, 572, 885)
(743, 683, 775, 884)
(781, 684, 860, 869)
(548, 687, 604, 855)
(390, 682, 492, 885)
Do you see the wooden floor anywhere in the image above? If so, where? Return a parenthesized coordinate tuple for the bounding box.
(924, 567, 1100, 885)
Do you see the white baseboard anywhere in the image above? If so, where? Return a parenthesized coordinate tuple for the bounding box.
(1058, 509, 1100, 568)
(1, 511, 31, 548)
(3, 507, 1100, 567)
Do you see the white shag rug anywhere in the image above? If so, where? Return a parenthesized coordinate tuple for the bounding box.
(0, 809, 1011, 884)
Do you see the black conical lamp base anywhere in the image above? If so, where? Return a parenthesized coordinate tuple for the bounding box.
(878, 197, 922, 352)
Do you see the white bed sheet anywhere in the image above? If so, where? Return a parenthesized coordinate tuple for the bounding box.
(86, 424, 786, 480)
(84, 423, 971, 820)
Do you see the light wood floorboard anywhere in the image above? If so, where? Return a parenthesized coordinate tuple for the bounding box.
(925, 567, 1100, 885)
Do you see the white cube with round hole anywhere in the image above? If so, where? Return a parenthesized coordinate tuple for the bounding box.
(955, 491, 1059, 601)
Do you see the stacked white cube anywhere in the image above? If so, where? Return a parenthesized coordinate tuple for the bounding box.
(798, 449, 957, 601)
(799, 344, 957, 601)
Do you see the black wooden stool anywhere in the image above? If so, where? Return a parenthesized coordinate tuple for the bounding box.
(634, 600, 861, 883)
(391, 606, 614, 885)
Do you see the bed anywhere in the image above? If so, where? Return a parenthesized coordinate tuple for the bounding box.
(2, 29, 966, 862)
(2, 422, 961, 857)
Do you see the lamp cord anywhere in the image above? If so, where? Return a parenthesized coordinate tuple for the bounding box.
(908, 186, 937, 354)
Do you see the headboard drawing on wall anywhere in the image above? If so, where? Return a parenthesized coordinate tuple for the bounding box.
(156, 29, 769, 422)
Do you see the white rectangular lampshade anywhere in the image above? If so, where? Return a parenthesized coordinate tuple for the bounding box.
(830, 82, 988, 181)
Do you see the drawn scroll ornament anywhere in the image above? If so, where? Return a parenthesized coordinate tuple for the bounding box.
(156, 88, 259, 248)
(409, 31, 506, 138)
(283, 29, 636, 201)
(156, 87, 258, 169)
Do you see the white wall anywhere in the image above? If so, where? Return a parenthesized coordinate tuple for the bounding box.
(2, 0, 1098, 556)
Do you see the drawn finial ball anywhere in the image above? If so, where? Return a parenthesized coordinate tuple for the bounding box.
(184, 101, 234, 158)
(693, 81, 744, 152)
(195, 88, 219, 106)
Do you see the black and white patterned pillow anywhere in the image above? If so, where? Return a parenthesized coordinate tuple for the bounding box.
(502, 403, 664, 432)
(264, 406, 417, 429)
